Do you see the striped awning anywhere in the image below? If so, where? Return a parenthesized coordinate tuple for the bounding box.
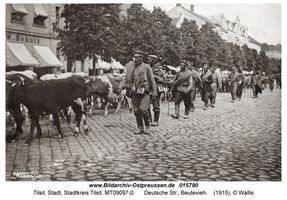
(6, 42, 40, 67)
(11, 4, 28, 15)
(34, 4, 48, 18)
(33, 45, 63, 67)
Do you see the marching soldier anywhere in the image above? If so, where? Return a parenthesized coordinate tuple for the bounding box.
(147, 55, 166, 126)
(171, 61, 193, 119)
(236, 67, 245, 101)
(121, 51, 157, 134)
(210, 66, 221, 107)
(229, 66, 239, 103)
(251, 71, 264, 98)
(189, 63, 203, 112)
(201, 63, 213, 110)
(269, 74, 275, 92)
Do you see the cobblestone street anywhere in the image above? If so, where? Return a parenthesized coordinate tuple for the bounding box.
(6, 88, 281, 181)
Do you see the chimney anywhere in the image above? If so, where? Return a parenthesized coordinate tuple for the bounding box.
(176, 3, 182, 7)
(190, 5, 194, 12)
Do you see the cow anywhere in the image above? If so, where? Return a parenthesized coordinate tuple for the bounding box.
(39, 72, 91, 124)
(89, 74, 132, 115)
(12, 75, 91, 145)
(6, 70, 37, 142)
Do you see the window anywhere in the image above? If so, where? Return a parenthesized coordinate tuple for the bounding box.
(11, 13, 25, 22)
(56, 6, 60, 23)
(33, 16, 46, 26)
(53, 6, 60, 32)
(10, 4, 28, 23)
(56, 46, 61, 60)
(33, 4, 48, 27)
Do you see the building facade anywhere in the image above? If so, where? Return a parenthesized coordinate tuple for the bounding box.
(6, 4, 65, 77)
(166, 4, 261, 52)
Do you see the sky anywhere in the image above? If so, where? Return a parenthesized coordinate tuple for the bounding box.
(143, 3, 281, 45)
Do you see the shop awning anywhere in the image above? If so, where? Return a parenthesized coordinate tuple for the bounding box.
(11, 4, 28, 15)
(33, 45, 63, 67)
(34, 4, 48, 18)
(6, 42, 40, 67)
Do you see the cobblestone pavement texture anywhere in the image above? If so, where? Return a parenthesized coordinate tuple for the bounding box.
(6, 88, 281, 181)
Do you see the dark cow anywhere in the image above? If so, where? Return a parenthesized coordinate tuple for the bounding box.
(12, 75, 91, 145)
(6, 71, 37, 142)
(89, 74, 132, 115)
(39, 72, 91, 124)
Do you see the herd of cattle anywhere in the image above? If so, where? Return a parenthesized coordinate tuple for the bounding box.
(6, 71, 132, 145)
(6, 70, 280, 145)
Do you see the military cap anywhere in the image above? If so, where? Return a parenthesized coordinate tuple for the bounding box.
(147, 55, 158, 60)
(132, 50, 145, 56)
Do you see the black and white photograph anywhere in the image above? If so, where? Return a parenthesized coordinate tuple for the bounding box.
(2, 0, 286, 199)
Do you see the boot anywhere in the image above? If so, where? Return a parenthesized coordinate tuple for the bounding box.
(183, 107, 189, 119)
(211, 97, 215, 107)
(134, 112, 144, 134)
(151, 112, 160, 126)
(143, 111, 151, 134)
(147, 108, 152, 122)
(189, 103, 195, 113)
(172, 104, 180, 119)
(203, 102, 208, 110)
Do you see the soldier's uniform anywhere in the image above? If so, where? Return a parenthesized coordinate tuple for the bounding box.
(189, 67, 203, 112)
(201, 65, 213, 110)
(229, 69, 239, 102)
(251, 72, 264, 98)
(210, 71, 221, 107)
(236, 68, 245, 100)
(171, 62, 193, 119)
(123, 51, 157, 134)
(269, 75, 275, 91)
(147, 55, 166, 126)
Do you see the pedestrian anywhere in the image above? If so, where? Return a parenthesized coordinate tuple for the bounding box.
(245, 74, 251, 89)
(229, 65, 239, 103)
(210, 66, 221, 107)
(236, 66, 245, 101)
(275, 73, 281, 89)
(201, 63, 213, 110)
(269, 74, 275, 92)
(188, 63, 203, 112)
(121, 50, 157, 134)
(251, 71, 264, 98)
(147, 54, 166, 126)
(170, 61, 193, 119)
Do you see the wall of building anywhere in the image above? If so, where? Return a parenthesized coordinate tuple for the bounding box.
(246, 40, 261, 52)
(6, 4, 66, 72)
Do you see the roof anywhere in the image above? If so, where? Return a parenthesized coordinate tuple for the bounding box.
(167, 5, 214, 28)
(34, 4, 48, 18)
(33, 45, 63, 67)
(6, 42, 39, 67)
(11, 4, 28, 15)
(248, 36, 261, 45)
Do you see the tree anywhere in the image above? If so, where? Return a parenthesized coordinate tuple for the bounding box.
(199, 23, 225, 68)
(56, 4, 121, 74)
(117, 4, 180, 66)
(178, 19, 202, 67)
